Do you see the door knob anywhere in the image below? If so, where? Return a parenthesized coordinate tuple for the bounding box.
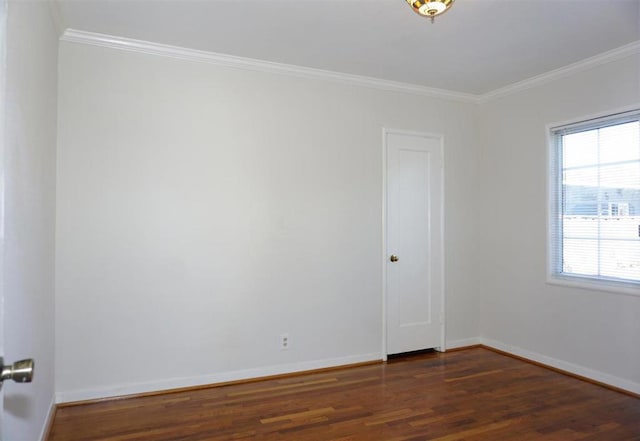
(0, 358, 34, 385)
(390, 255, 399, 262)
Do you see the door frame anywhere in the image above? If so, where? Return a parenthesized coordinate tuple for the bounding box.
(381, 128, 446, 360)
(0, 0, 6, 429)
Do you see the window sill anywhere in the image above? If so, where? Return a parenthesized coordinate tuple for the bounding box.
(547, 274, 640, 297)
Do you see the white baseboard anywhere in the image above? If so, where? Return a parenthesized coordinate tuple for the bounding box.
(56, 352, 382, 404)
(480, 337, 640, 395)
(445, 337, 481, 350)
(39, 396, 56, 441)
(55, 340, 640, 403)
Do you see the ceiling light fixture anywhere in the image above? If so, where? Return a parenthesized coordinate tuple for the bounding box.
(406, 0, 454, 23)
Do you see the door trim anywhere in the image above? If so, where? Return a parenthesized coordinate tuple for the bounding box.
(0, 0, 7, 428)
(381, 128, 446, 359)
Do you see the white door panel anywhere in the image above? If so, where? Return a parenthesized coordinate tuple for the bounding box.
(385, 131, 443, 355)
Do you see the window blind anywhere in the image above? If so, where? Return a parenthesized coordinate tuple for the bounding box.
(550, 110, 640, 286)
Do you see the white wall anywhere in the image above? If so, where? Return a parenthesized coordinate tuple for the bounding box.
(479, 54, 640, 392)
(55, 42, 481, 401)
(2, 0, 58, 439)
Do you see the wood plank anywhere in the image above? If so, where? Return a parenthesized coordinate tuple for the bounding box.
(260, 407, 336, 424)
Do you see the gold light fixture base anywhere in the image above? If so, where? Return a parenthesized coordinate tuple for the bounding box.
(405, 0, 455, 23)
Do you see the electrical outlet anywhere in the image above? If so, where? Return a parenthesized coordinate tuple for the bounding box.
(280, 333, 289, 351)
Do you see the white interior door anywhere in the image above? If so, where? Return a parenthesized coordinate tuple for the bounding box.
(385, 130, 444, 355)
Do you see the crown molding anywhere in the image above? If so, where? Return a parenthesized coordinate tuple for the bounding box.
(60, 30, 640, 105)
(478, 40, 640, 103)
(60, 29, 478, 104)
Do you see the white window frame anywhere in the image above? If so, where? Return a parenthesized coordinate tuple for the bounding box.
(547, 107, 640, 297)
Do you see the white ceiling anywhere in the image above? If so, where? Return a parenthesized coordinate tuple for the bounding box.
(54, 0, 640, 95)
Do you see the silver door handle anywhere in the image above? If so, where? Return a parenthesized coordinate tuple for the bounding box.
(0, 358, 34, 386)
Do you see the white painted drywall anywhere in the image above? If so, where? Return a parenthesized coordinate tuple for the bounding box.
(55, 42, 481, 401)
(479, 54, 640, 390)
(3, 0, 58, 439)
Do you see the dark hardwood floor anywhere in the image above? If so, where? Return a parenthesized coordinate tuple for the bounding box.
(49, 347, 640, 440)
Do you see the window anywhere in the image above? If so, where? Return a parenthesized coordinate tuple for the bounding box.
(549, 110, 640, 292)
(609, 202, 629, 217)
